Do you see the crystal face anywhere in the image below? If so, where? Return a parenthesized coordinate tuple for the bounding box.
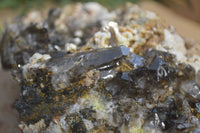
(1, 2, 200, 133)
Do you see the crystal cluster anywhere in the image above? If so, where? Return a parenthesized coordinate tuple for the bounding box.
(1, 2, 200, 133)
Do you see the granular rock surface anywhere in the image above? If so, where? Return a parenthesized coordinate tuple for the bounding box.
(1, 2, 200, 133)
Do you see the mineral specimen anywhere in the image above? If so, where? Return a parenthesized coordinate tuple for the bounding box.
(1, 2, 200, 133)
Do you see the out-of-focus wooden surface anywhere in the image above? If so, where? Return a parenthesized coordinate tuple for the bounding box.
(158, 0, 200, 23)
(0, 63, 20, 133)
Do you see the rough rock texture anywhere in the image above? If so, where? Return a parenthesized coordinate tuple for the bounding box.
(1, 2, 200, 133)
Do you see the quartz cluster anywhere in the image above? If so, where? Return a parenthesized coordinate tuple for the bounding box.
(1, 2, 200, 133)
